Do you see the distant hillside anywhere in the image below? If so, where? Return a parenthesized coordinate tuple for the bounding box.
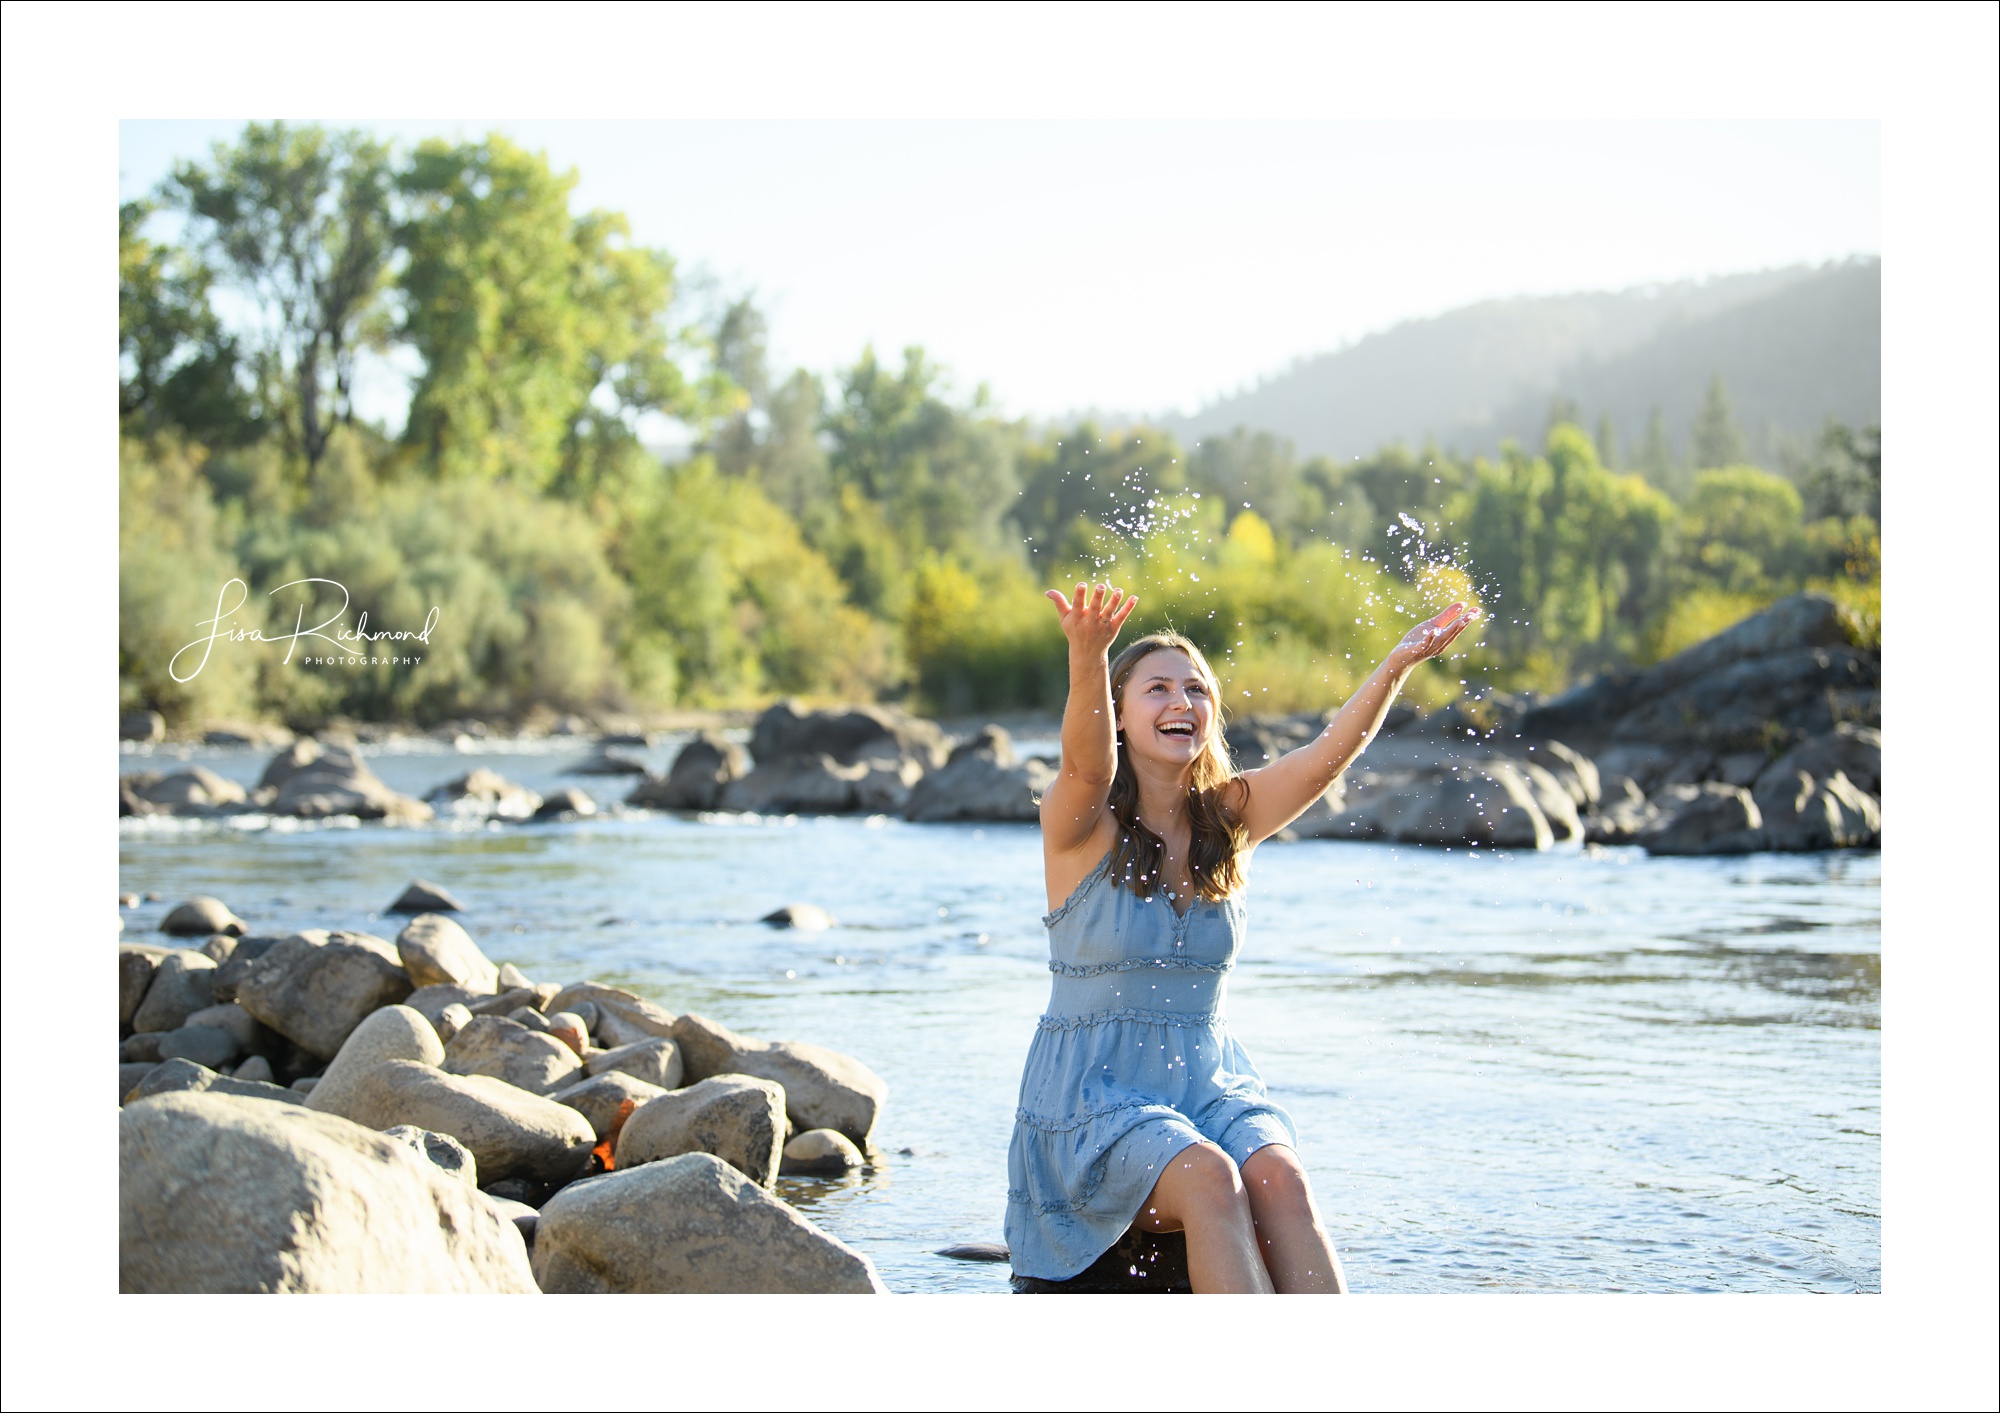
(1163, 259, 1880, 469)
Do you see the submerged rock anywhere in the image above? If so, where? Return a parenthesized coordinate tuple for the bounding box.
(761, 904, 836, 931)
(625, 733, 749, 811)
(160, 896, 247, 937)
(424, 771, 541, 822)
(386, 879, 468, 914)
(781, 1128, 865, 1176)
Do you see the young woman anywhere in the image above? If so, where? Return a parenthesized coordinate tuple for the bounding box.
(1005, 581, 1476, 1293)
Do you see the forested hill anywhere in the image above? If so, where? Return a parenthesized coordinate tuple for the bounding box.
(1162, 258, 1879, 469)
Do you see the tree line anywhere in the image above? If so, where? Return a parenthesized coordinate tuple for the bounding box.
(121, 122, 1881, 728)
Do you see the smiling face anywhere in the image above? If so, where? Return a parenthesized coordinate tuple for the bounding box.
(1116, 647, 1217, 771)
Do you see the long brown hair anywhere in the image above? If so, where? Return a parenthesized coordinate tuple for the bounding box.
(1105, 631, 1247, 902)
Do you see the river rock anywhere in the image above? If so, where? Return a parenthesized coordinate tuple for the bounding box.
(1758, 723, 1882, 800)
(496, 962, 533, 989)
(395, 913, 499, 993)
(1534, 740, 1602, 810)
(198, 933, 240, 964)
(121, 1033, 165, 1063)
(120, 1062, 160, 1102)
(614, 1073, 784, 1186)
(531, 1152, 886, 1293)
(468, 985, 546, 1017)
(545, 983, 677, 1049)
(120, 1092, 536, 1293)
(425, 770, 542, 822)
(582, 1037, 683, 1090)
(160, 896, 247, 937)
(671, 1012, 887, 1147)
(124, 1056, 304, 1106)
(443, 1015, 583, 1096)
(233, 1054, 275, 1084)
(434, 1003, 474, 1044)
(234, 935, 414, 1059)
(1516, 761, 1583, 843)
(1753, 768, 1881, 851)
(551, 1071, 667, 1142)
(752, 699, 950, 772)
(307, 1005, 446, 1118)
(381, 1124, 479, 1186)
(530, 787, 597, 820)
(627, 732, 751, 810)
(335, 1059, 596, 1186)
(259, 740, 434, 822)
(509, 1005, 554, 1033)
(904, 747, 1056, 823)
(564, 746, 649, 777)
(183, 1001, 270, 1055)
(545, 1011, 589, 1056)
(761, 904, 836, 931)
(782, 1128, 865, 1176)
(404, 982, 485, 1025)
(1642, 783, 1766, 856)
(387, 879, 468, 914)
(131, 950, 219, 1033)
(121, 709, 166, 742)
(156, 1024, 238, 1069)
(719, 754, 869, 814)
(131, 767, 249, 814)
(1375, 762, 1554, 850)
(119, 944, 171, 1027)
(853, 755, 926, 813)
(209, 935, 284, 1003)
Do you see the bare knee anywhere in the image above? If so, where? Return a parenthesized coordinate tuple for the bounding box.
(1141, 1143, 1246, 1229)
(1241, 1145, 1323, 1224)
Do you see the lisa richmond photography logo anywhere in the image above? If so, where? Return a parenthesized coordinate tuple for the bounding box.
(169, 578, 440, 683)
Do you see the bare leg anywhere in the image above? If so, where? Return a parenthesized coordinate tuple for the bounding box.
(1241, 1144, 1348, 1293)
(1133, 1142, 1275, 1293)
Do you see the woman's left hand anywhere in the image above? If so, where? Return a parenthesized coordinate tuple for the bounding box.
(1390, 602, 1478, 669)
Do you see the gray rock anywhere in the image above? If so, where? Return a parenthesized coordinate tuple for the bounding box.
(751, 699, 949, 772)
(443, 1015, 584, 1096)
(234, 936, 414, 1059)
(564, 747, 649, 776)
(1757, 723, 1882, 799)
(395, 913, 499, 993)
(508, 1006, 554, 1033)
(124, 1057, 304, 1106)
(565, 999, 600, 1033)
(156, 1025, 239, 1069)
(1643, 783, 1767, 856)
(306, 1005, 446, 1119)
(495, 962, 533, 990)
(120, 1062, 160, 1103)
(403, 983, 485, 1026)
(132, 767, 248, 813)
(121, 1033, 165, 1063)
(387, 878, 468, 914)
(719, 754, 869, 814)
(291, 1076, 321, 1094)
(425, 771, 542, 822)
(233, 1054, 275, 1084)
(199, 933, 241, 964)
(615, 1074, 785, 1186)
(531, 1152, 886, 1293)
(551, 1071, 668, 1142)
(209, 935, 284, 1003)
(625, 732, 749, 810)
(382, 1124, 479, 1186)
(119, 944, 171, 1028)
(671, 1012, 887, 1149)
(131, 950, 219, 1033)
(530, 787, 597, 820)
(120, 1092, 536, 1293)
(1753, 768, 1881, 851)
(1535, 740, 1602, 810)
(853, 755, 926, 813)
(1583, 775, 1661, 844)
(782, 1128, 865, 1175)
(332, 1059, 596, 1188)
(1516, 761, 1583, 843)
(904, 749, 1055, 823)
(487, 1195, 539, 1243)
(183, 1001, 270, 1055)
(1364, 763, 1553, 850)
(761, 904, 837, 931)
(544, 1011, 589, 1057)
(582, 1037, 683, 1090)
(467, 986, 544, 1017)
(544, 983, 677, 1049)
(121, 709, 166, 742)
(260, 740, 434, 823)
(160, 896, 247, 937)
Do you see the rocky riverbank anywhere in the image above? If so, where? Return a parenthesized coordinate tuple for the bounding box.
(119, 887, 890, 1293)
(118, 592, 1880, 857)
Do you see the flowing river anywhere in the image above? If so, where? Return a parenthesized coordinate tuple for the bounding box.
(119, 735, 1881, 1294)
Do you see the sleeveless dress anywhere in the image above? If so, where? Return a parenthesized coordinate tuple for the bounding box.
(1004, 849, 1298, 1281)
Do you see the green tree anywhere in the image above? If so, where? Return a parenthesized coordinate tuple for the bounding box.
(1679, 466, 1806, 594)
(1798, 420, 1880, 522)
(168, 122, 396, 474)
(1690, 373, 1747, 470)
(119, 201, 254, 444)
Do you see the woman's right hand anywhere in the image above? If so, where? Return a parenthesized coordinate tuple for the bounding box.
(1045, 581, 1138, 657)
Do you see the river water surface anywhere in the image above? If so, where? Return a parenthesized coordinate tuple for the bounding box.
(120, 736, 1881, 1294)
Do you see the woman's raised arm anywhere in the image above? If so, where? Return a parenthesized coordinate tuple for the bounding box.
(1037, 582, 1138, 857)
(1231, 602, 1478, 846)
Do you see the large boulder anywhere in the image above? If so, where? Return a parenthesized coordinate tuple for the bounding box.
(233, 934, 414, 1059)
(1515, 761, 1583, 843)
(424, 770, 542, 822)
(258, 740, 433, 823)
(544, 983, 678, 1050)
(208, 935, 284, 1003)
(671, 1013, 887, 1148)
(443, 1015, 584, 1096)
(120, 1092, 536, 1293)
(119, 944, 172, 1028)
(530, 787, 597, 821)
(583, 1038, 684, 1090)
(718, 754, 869, 814)
(530, 1152, 887, 1293)
(626, 732, 750, 811)
(1582, 775, 1659, 844)
(381, 1125, 479, 1186)
(123, 1057, 303, 1106)
(1534, 741, 1602, 811)
(1374, 762, 1554, 850)
(154, 1025, 237, 1069)
(332, 1059, 596, 1187)
(1757, 723, 1882, 800)
(183, 1001, 277, 1058)
(121, 708, 166, 742)
(1752, 768, 1881, 852)
(551, 1071, 669, 1143)
(159, 896, 247, 937)
(615, 1074, 786, 1187)
(751, 699, 948, 771)
(1642, 783, 1766, 856)
(130, 950, 218, 1033)
(904, 747, 1056, 823)
(306, 1005, 446, 1117)
(130, 767, 249, 814)
(395, 913, 499, 993)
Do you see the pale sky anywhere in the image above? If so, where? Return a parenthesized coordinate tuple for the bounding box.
(120, 119, 1879, 428)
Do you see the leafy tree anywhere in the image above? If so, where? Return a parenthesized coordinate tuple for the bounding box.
(1679, 466, 1806, 594)
(1798, 420, 1880, 521)
(168, 123, 396, 474)
(119, 201, 253, 443)
(1690, 373, 1747, 470)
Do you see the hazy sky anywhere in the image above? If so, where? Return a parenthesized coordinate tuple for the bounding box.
(120, 119, 1879, 426)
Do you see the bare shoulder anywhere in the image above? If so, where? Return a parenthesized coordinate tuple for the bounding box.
(1042, 812, 1119, 915)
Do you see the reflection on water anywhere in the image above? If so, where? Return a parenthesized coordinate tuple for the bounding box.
(120, 741, 1880, 1293)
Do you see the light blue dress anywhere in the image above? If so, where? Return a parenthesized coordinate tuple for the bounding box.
(1005, 849, 1298, 1280)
